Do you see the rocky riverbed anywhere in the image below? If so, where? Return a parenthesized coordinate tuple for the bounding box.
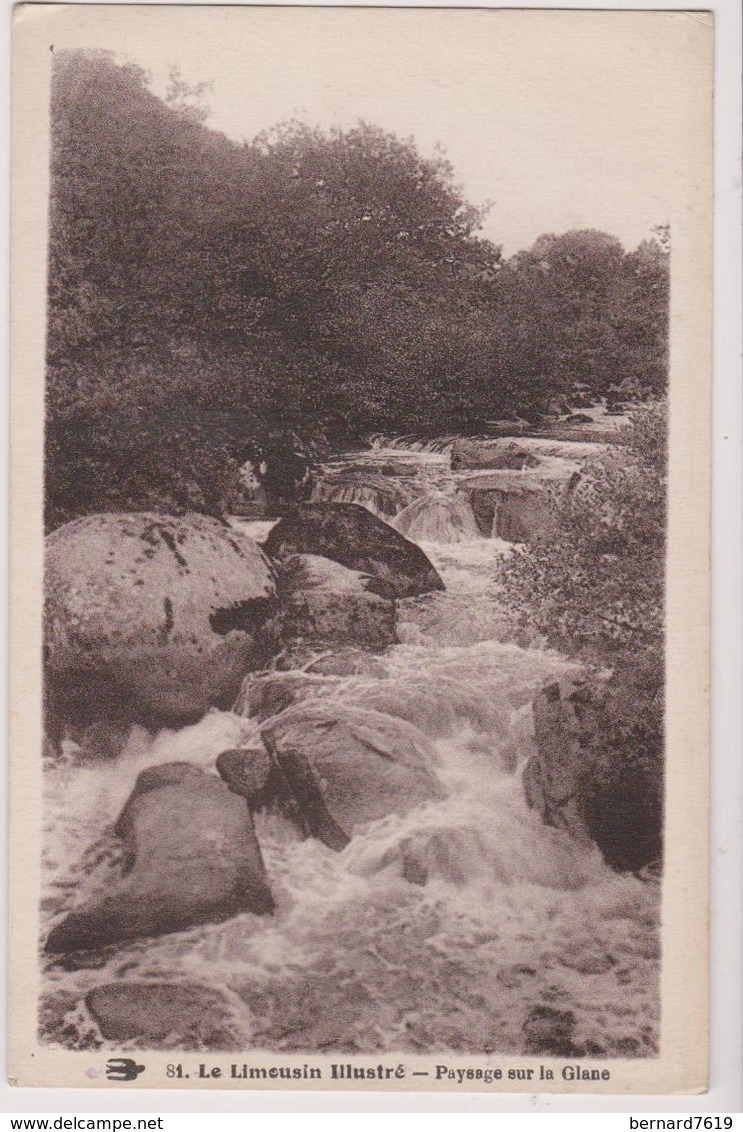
(40, 430, 661, 1057)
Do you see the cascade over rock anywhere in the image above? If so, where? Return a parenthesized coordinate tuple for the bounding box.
(459, 473, 568, 543)
(235, 671, 323, 722)
(305, 648, 387, 677)
(44, 512, 278, 733)
(260, 704, 446, 848)
(40, 435, 662, 1060)
(263, 503, 445, 598)
(45, 762, 273, 953)
(311, 470, 416, 518)
(392, 492, 481, 543)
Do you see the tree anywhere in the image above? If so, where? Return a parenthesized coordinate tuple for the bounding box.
(482, 230, 669, 418)
(612, 237, 670, 395)
(45, 50, 669, 529)
(46, 50, 510, 528)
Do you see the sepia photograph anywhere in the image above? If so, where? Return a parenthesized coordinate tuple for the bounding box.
(9, 5, 713, 1093)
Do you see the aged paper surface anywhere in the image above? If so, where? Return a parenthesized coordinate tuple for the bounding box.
(10, 6, 712, 1093)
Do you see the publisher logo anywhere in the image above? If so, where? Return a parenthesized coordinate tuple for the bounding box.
(105, 1058, 146, 1082)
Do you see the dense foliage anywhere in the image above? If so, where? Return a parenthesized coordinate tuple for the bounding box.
(500, 400, 667, 660)
(45, 50, 669, 528)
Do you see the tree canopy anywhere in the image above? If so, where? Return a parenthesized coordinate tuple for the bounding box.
(45, 49, 669, 528)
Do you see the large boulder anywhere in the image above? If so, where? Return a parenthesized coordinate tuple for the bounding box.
(44, 512, 278, 731)
(281, 591, 396, 653)
(276, 553, 397, 651)
(451, 439, 540, 472)
(86, 982, 238, 1047)
(523, 672, 664, 871)
(45, 762, 273, 953)
(260, 705, 445, 848)
(263, 503, 444, 599)
(522, 678, 595, 844)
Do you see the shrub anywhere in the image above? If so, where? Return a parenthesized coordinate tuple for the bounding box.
(499, 400, 667, 661)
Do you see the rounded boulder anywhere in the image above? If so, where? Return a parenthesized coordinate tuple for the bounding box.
(44, 512, 278, 730)
(45, 762, 273, 953)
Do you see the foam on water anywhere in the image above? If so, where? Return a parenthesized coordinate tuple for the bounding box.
(41, 441, 660, 1057)
(392, 492, 481, 543)
(229, 518, 278, 544)
(369, 434, 457, 455)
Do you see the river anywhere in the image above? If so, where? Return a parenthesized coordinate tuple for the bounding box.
(40, 437, 660, 1058)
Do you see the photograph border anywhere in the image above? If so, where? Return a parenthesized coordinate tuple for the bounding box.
(3, 0, 741, 1113)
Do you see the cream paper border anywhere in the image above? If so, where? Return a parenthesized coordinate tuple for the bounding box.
(9, 5, 713, 1094)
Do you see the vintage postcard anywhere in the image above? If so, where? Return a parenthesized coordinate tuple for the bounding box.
(10, 5, 713, 1093)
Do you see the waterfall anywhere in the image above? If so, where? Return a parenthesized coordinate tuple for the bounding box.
(391, 492, 482, 543)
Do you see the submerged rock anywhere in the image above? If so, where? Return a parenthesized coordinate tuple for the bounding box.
(45, 762, 273, 954)
(86, 982, 237, 1046)
(523, 1006, 579, 1057)
(263, 503, 444, 599)
(234, 653, 388, 727)
(451, 439, 540, 472)
(559, 947, 615, 975)
(261, 705, 445, 848)
(44, 512, 278, 732)
(397, 827, 489, 887)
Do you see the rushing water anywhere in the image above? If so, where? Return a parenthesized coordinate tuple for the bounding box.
(40, 439, 660, 1057)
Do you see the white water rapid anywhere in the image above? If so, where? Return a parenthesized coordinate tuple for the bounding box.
(41, 440, 660, 1058)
